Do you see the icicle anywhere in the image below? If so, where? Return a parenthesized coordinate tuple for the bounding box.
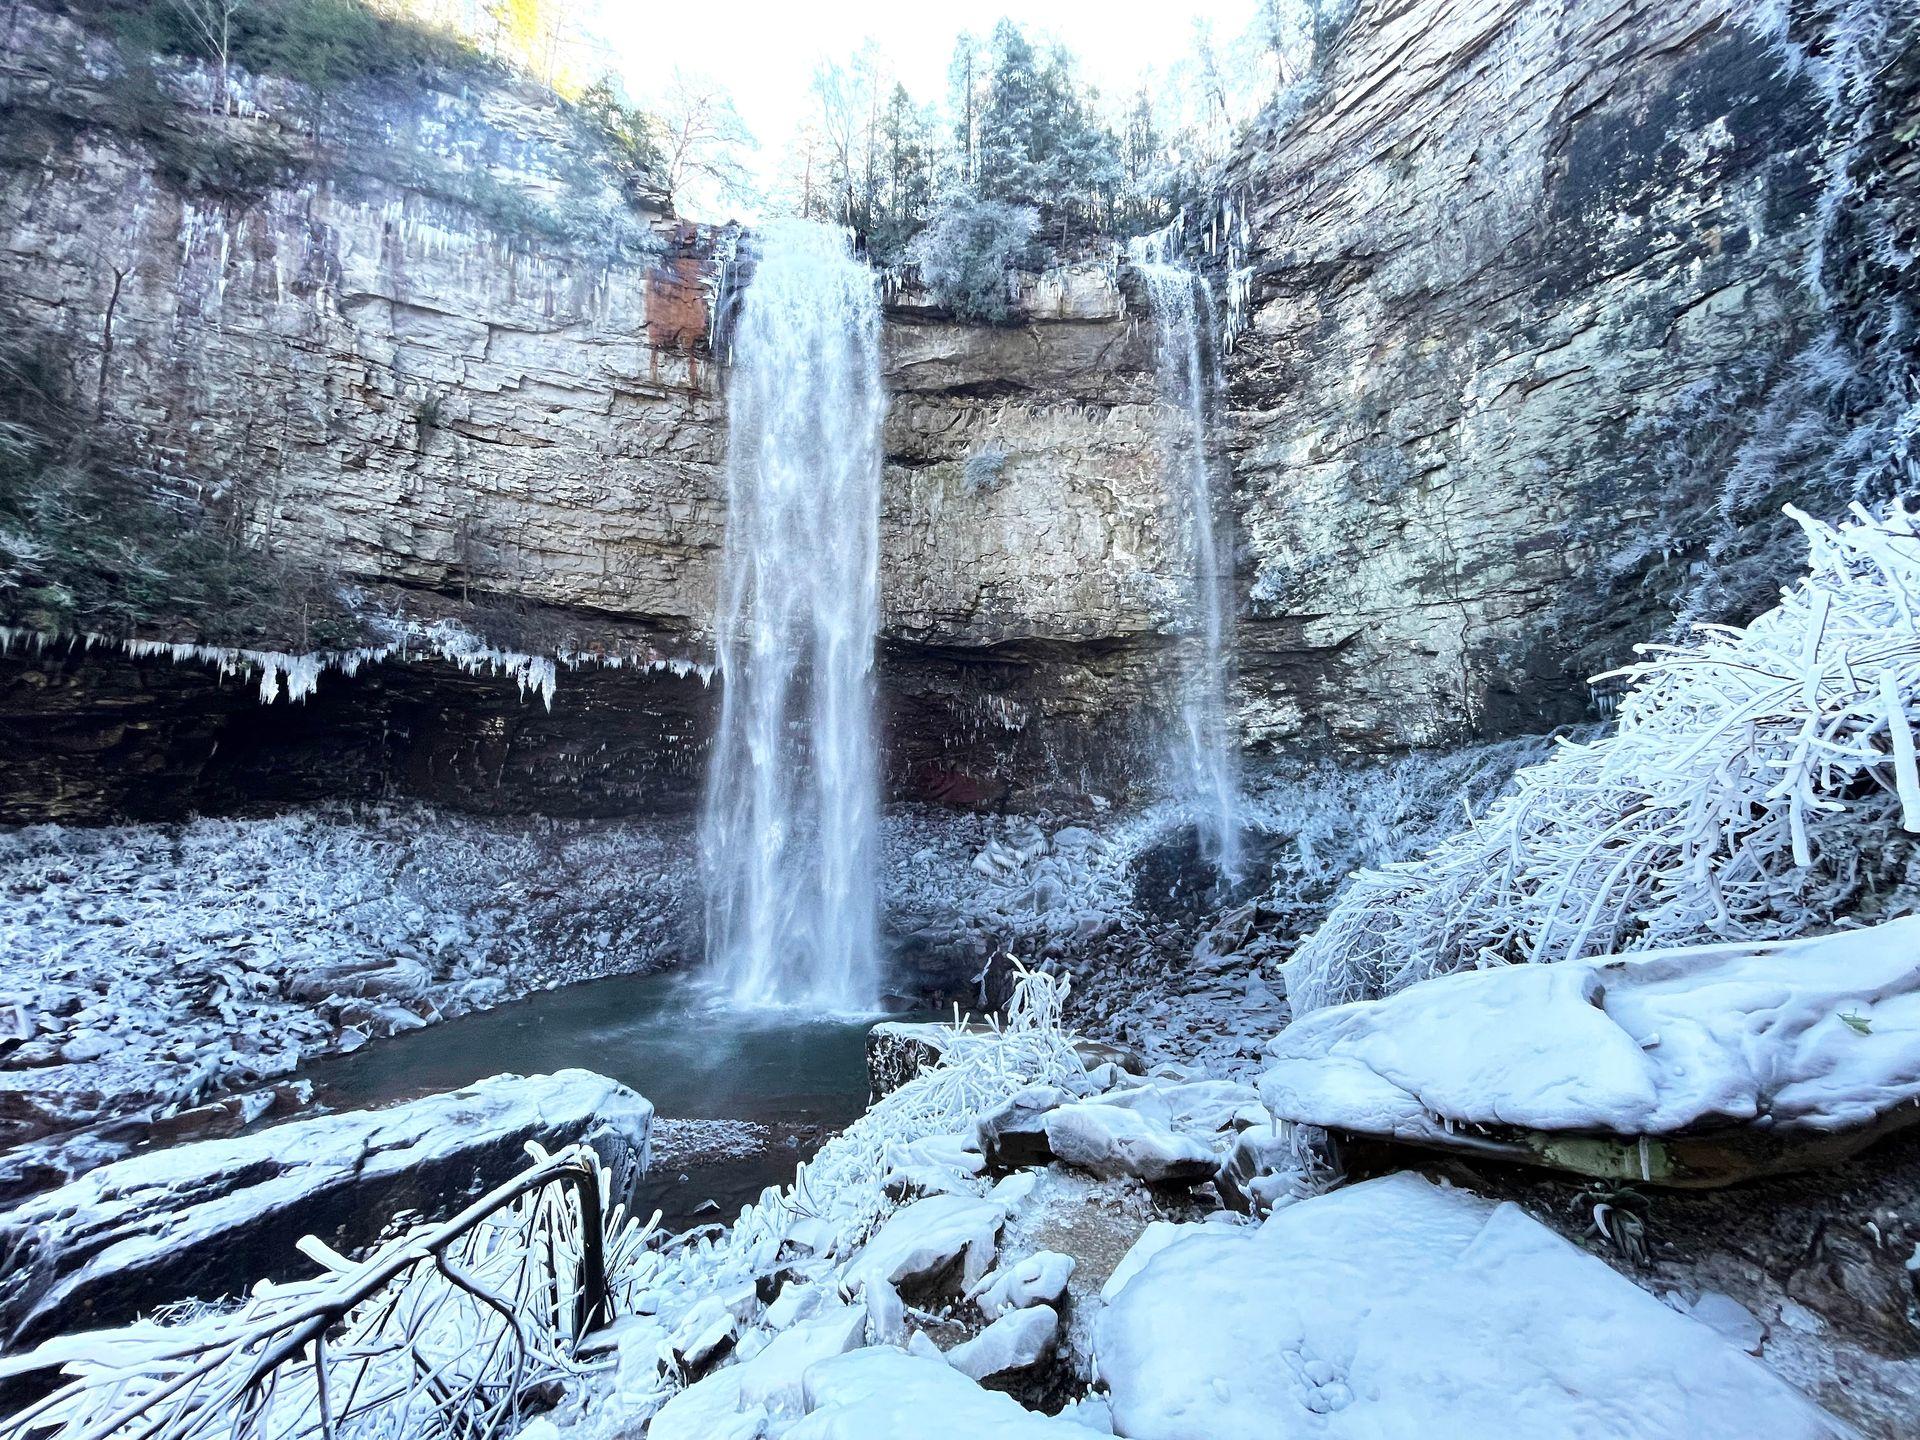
(1883, 669, 1920, 832)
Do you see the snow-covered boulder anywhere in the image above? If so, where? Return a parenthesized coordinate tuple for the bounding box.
(0, 1069, 650, 1349)
(869, 1023, 1141, 1101)
(648, 1304, 868, 1440)
(977, 1084, 1072, 1170)
(969, 1250, 1075, 1319)
(1042, 1103, 1217, 1186)
(790, 1346, 1070, 1438)
(1259, 920, 1920, 1183)
(1094, 1078, 1258, 1141)
(946, 1303, 1060, 1381)
(839, 1194, 1007, 1302)
(1096, 1173, 1848, 1439)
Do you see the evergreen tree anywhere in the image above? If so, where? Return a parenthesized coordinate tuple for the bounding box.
(1121, 88, 1164, 230)
(870, 83, 933, 264)
(976, 19, 1043, 206)
(974, 20, 1119, 236)
(947, 32, 982, 190)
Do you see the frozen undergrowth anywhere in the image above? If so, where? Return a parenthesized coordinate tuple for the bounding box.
(0, 808, 694, 1143)
(0, 1143, 639, 1440)
(1289, 501, 1920, 1014)
(877, 736, 1549, 1075)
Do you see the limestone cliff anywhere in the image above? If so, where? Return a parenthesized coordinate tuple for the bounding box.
(3, 0, 1914, 822)
(0, 3, 1176, 818)
(1221, 0, 1917, 751)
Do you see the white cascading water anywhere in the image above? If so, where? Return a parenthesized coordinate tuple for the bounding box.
(1129, 227, 1244, 882)
(700, 220, 885, 1010)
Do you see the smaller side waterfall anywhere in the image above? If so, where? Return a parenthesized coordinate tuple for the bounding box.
(700, 221, 885, 1011)
(1129, 227, 1243, 882)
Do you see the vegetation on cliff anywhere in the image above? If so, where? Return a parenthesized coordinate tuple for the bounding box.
(0, 339, 361, 646)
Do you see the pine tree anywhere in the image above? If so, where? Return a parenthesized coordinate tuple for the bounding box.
(977, 19, 1043, 206)
(947, 32, 982, 190)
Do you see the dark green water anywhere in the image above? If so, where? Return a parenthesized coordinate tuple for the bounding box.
(283, 970, 882, 1227)
(292, 970, 874, 1121)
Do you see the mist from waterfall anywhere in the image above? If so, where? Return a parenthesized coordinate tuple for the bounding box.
(1129, 229, 1244, 883)
(700, 220, 884, 1011)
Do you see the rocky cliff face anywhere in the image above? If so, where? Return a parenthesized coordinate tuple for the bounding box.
(3, 0, 1913, 822)
(1221, 0, 1917, 751)
(0, 4, 1177, 819)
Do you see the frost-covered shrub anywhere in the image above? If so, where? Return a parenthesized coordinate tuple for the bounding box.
(1287, 499, 1920, 1013)
(0, 1143, 632, 1440)
(963, 446, 1009, 494)
(906, 199, 1038, 325)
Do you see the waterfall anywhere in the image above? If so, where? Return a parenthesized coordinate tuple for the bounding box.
(1129, 228, 1244, 882)
(700, 221, 884, 1011)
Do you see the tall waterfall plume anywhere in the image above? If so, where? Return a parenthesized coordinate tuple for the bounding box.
(1129, 226, 1244, 882)
(700, 221, 885, 1011)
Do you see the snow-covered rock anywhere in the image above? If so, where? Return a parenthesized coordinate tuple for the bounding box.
(1259, 919, 1920, 1179)
(1096, 1220, 1195, 1303)
(0, 1069, 650, 1349)
(977, 1084, 1073, 1169)
(838, 1194, 1007, 1301)
(969, 1250, 1075, 1319)
(870, 1023, 1143, 1101)
(1095, 1173, 1848, 1439)
(648, 1305, 867, 1440)
(790, 1346, 1070, 1438)
(1682, 1291, 1768, 1355)
(1094, 1078, 1258, 1141)
(1041, 1103, 1217, 1186)
(946, 1303, 1060, 1381)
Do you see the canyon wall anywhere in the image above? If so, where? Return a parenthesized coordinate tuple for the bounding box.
(1222, 0, 1917, 750)
(0, 3, 1178, 819)
(2, 0, 1913, 821)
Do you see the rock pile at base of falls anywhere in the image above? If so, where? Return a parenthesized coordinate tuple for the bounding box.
(1258, 917, 1920, 1185)
(0, 1069, 651, 1350)
(570, 1053, 1872, 1440)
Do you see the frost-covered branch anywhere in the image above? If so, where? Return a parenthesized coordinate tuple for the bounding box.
(0, 1144, 642, 1440)
(1286, 500, 1920, 1013)
(0, 970, 1087, 1440)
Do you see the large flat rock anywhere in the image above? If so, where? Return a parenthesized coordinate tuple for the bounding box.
(1259, 919, 1920, 1183)
(1095, 1172, 1848, 1439)
(0, 1069, 650, 1349)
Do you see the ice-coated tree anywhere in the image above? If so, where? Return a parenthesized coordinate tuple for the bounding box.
(652, 68, 757, 214)
(167, 0, 246, 110)
(907, 197, 1037, 324)
(974, 20, 1121, 235)
(948, 31, 984, 189)
(976, 20, 1044, 205)
(872, 83, 935, 264)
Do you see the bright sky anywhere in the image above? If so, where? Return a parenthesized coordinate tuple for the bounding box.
(592, 0, 1263, 218)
